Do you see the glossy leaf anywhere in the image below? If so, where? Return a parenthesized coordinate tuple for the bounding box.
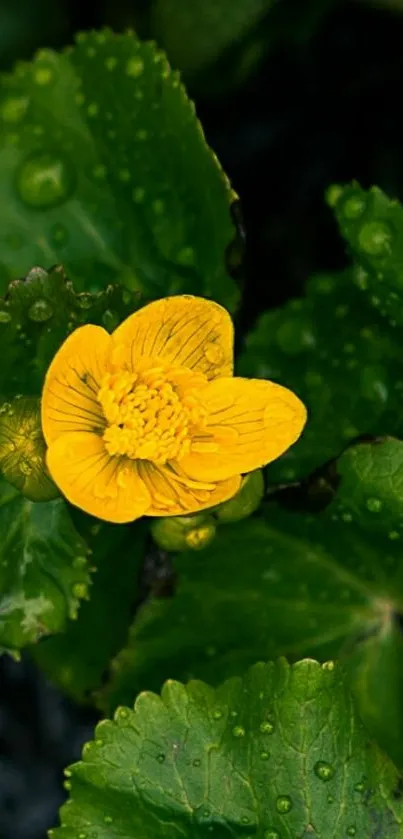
(238, 268, 402, 481)
(0, 476, 90, 652)
(0, 265, 139, 396)
(100, 439, 403, 768)
(54, 659, 403, 839)
(33, 517, 147, 702)
(0, 30, 238, 308)
(331, 182, 403, 326)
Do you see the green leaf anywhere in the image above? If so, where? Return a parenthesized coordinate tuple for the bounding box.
(54, 659, 403, 839)
(0, 30, 238, 307)
(100, 439, 403, 767)
(33, 517, 147, 702)
(151, 0, 273, 78)
(238, 268, 402, 481)
(0, 476, 90, 652)
(331, 182, 403, 326)
(0, 265, 139, 396)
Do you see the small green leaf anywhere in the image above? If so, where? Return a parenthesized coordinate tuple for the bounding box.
(238, 268, 402, 481)
(54, 660, 403, 839)
(0, 265, 139, 395)
(331, 182, 403, 326)
(0, 476, 90, 652)
(33, 517, 147, 702)
(0, 30, 238, 308)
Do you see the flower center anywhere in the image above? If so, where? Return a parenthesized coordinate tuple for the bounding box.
(97, 364, 206, 465)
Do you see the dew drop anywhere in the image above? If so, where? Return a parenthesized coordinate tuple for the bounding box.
(34, 66, 53, 85)
(73, 556, 87, 569)
(152, 198, 165, 215)
(314, 761, 335, 782)
(73, 582, 88, 599)
(212, 709, 223, 720)
(133, 186, 145, 203)
(346, 827, 356, 837)
(92, 164, 107, 180)
(0, 310, 11, 323)
(327, 794, 334, 804)
(354, 781, 365, 793)
(192, 758, 201, 767)
(264, 831, 281, 839)
(87, 103, 99, 118)
(103, 816, 113, 825)
(275, 795, 292, 814)
(260, 751, 270, 761)
(105, 56, 118, 70)
(389, 530, 400, 540)
(16, 152, 75, 209)
(260, 721, 274, 735)
(119, 168, 131, 183)
(232, 726, 245, 738)
(157, 753, 165, 763)
(114, 706, 130, 722)
(342, 195, 366, 219)
(77, 293, 93, 309)
(366, 497, 382, 513)
(241, 816, 250, 825)
(28, 298, 53, 322)
(126, 56, 144, 77)
(358, 221, 392, 256)
(322, 660, 335, 672)
(78, 833, 87, 839)
(0, 96, 29, 123)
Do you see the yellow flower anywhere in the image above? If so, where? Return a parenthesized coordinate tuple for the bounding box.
(41, 296, 307, 523)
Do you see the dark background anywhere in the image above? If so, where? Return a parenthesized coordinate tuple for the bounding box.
(1, 1, 403, 836)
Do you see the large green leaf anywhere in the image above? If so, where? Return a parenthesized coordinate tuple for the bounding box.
(0, 476, 90, 652)
(0, 29, 238, 307)
(331, 182, 403, 327)
(53, 659, 403, 839)
(238, 268, 402, 481)
(33, 516, 147, 702)
(0, 265, 139, 396)
(100, 439, 403, 766)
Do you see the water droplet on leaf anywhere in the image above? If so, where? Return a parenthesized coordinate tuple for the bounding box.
(232, 726, 245, 738)
(126, 56, 144, 77)
(358, 221, 392, 256)
(0, 310, 11, 323)
(275, 795, 292, 814)
(260, 721, 274, 735)
(1, 96, 28, 123)
(366, 497, 382, 512)
(157, 753, 165, 763)
(16, 152, 75, 209)
(28, 298, 53, 322)
(314, 761, 335, 781)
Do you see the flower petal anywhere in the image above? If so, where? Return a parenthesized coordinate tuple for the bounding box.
(42, 325, 111, 445)
(113, 295, 233, 378)
(137, 460, 241, 516)
(46, 432, 151, 523)
(180, 377, 307, 481)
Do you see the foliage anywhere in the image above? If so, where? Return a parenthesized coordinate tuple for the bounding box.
(1, 18, 403, 839)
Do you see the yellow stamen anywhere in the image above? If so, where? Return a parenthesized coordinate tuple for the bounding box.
(97, 364, 207, 465)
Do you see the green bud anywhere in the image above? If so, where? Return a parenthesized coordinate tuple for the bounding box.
(151, 513, 216, 552)
(0, 396, 59, 501)
(214, 469, 264, 523)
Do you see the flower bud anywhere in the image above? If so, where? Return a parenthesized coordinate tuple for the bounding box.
(0, 396, 59, 501)
(214, 469, 264, 523)
(151, 512, 216, 552)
